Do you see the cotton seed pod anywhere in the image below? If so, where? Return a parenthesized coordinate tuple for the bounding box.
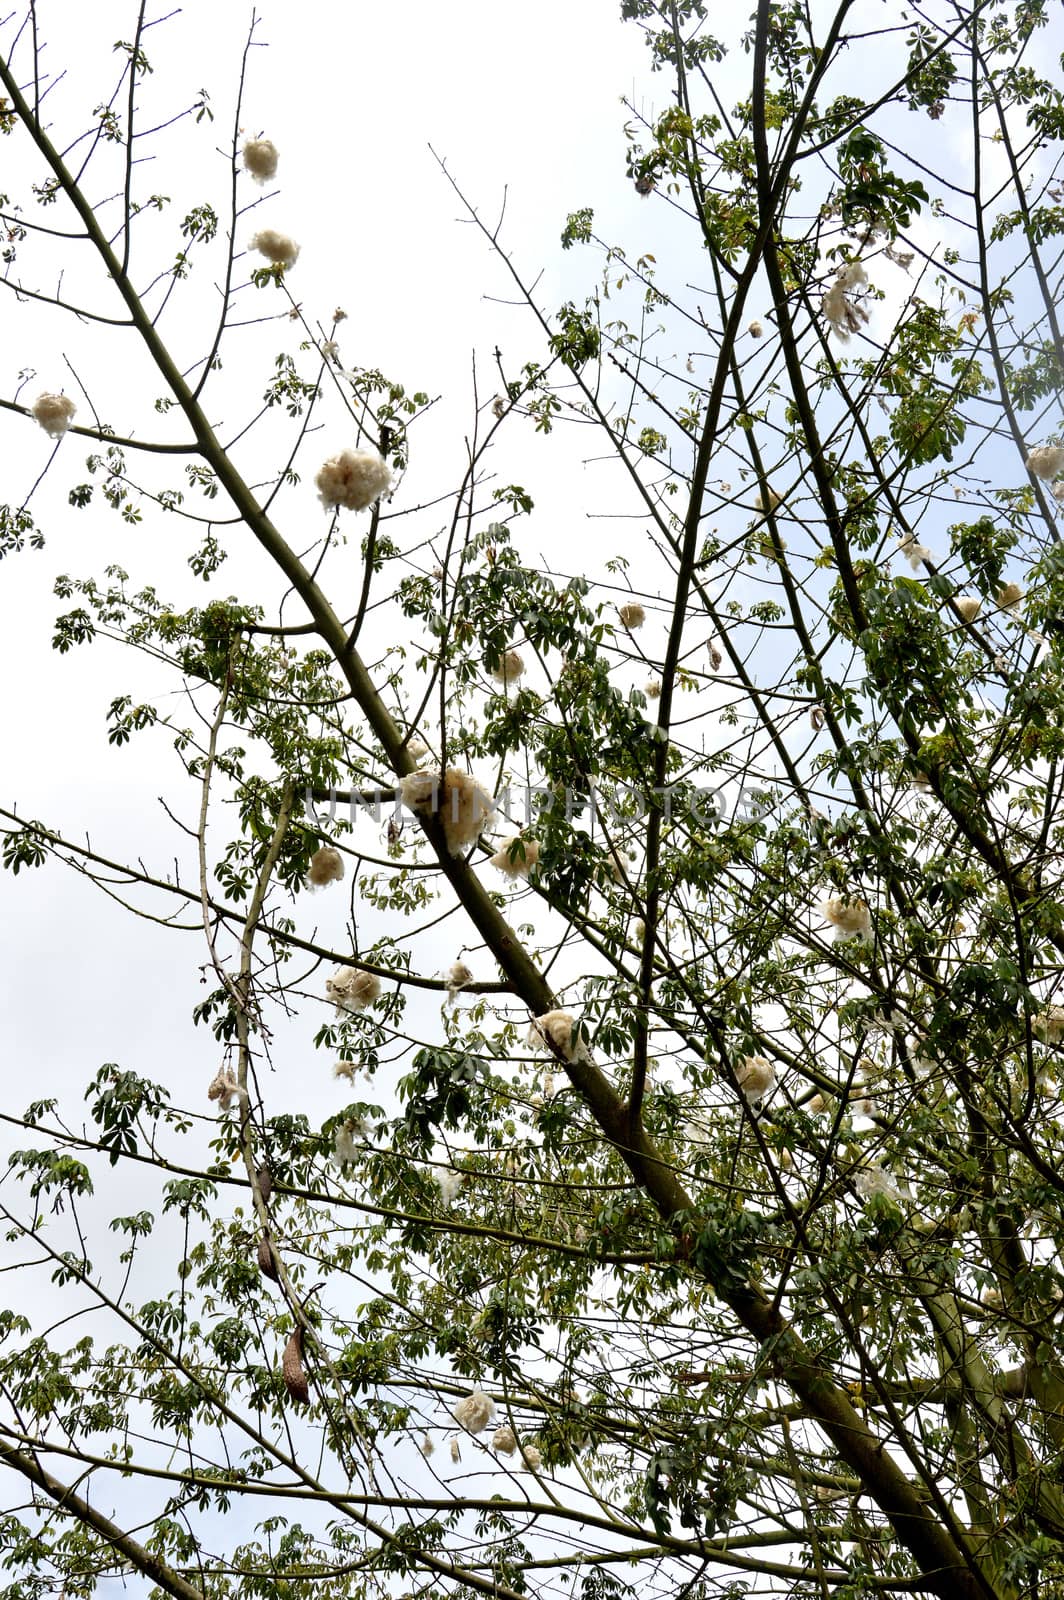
(248, 228, 300, 268)
(420, 1434, 434, 1457)
(810, 706, 824, 730)
(996, 581, 1024, 610)
(645, 679, 662, 700)
(493, 1424, 517, 1454)
(753, 486, 781, 513)
(617, 602, 645, 629)
(450, 1438, 461, 1463)
(527, 1010, 592, 1064)
(333, 1059, 358, 1082)
(207, 1067, 242, 1109)
(808, 1094, 826, 1113)
(257, 1235, 279, 1282)
(315, 447, 390, 512)
(490, 649, 525, 686)
(521, 1444, 543, 1470)
(452, 1390, 495, 1432)
(748, 319, 763, 338)
(282, 1328, 310, 1405)
(445, 961, 473, 1004)
(492, 395, 506, 418)
(255, 1163, 274, 1202)
(400, 768, 495, 853)
(1037, 1006, 1064, 1045)
(30, 391, 76, 438)
(326, 965, 381, 1014)
(1026, 445, 1064, 480)
(488, 837, 540, 878)
(955, 595, 982, 623)
(307, 845, 344, 888)
(242, 137, 279, 183)
(708, 642, 722, 671)
(736, 1055, 775, 1106)
(407, 738, 430, 763)
(822, 896, 871, 941)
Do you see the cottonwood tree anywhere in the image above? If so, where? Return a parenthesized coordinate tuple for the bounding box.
(1, 2, 1064, 1597)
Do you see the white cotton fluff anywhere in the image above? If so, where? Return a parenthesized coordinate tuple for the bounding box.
(527, 1010, 592, 1064)
(521, 1444, 543, 1470)
(493, 1424, 517, 1455)
(248, 228, 299, 268)
(856, 1165, 901, 1204)
(822, 896, 872, 942)
(452, 1391, 495, 1432)
(997, 582, 1024, 611)
(1037, 1006, 1064, 1045)
(315, 447, 391, 512)
(748, 320, 764, 338)
(31, 392, 76, 438)
(242, 138, 279, 183)
(955, 596, 982, 623)
(753, 486, 782, 513)
(450, 1438, 461, 1463)
(822, 261, 869, 342)
(333, 1059, 358, 1083)
(645, 679, 662, 700)
(708, 642, 722, 671)
(436, 1168, 462, 1204)
(490, 649, 525, 686)
(446, 961, 473, 1003)
(407, 738, 430, 763)
(307, 845, 344, 888)
(618, 603, 646, 629)
(420, 1434, 434, 1458)
(735, 1055, 775, 1106)
(1026, 445, 1064, 480)
(207, 1067, 242, 1109)
(400, 768, 495, 853)
(333, 1119, 363, 1166)
(489, 837, 540, 878)
(326, 965, 381, 1014)
(897, 530, 931, 570)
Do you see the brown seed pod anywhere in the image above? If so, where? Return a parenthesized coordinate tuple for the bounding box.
(282, 1327, 310, 1405)
(257, 1235, 279, 1282)
(255, 1163, 273, 1203)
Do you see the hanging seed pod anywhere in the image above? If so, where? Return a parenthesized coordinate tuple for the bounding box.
(282, 1327, 310, 1405)
(255, 1163, 273, 1203)
(257, 1235, 279, 1282)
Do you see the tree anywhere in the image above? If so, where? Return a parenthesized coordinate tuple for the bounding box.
(1, 1, 1064, 1595)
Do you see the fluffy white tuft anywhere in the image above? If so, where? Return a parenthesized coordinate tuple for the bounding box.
(315, 448, 391, 512)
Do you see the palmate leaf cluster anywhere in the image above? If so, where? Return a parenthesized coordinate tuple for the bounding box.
(2, 3, 1064, 1600)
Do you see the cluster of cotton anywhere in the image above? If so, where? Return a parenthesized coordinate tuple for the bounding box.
(249, 228, 299, 268)
(490, 649, 525, 686)
(489, 837, 540, 878)
(400, 768, 495, 853)
(452, 1391, 495, 1432)
(493, 1424, 517, 1455)
(446, 961, 473, 1003)
(645, 679, 662, 700)
(735, 1054, 775, 1107)
(897, 530, 931, 570)
(406, 738, 431, 763)
(242, 137, 278, 183)
(822, 896, 872, 942)
(315, 447, 391, 512)
(954, 596, 982, 623)
(822, 261, 869, 341)
(997, 582, 1024, 611)
(31, 392, 76, 438)
(1037, 1006, 1064, 1045)
(527, 1010, 592, 1064)
(1026, 445, 1064, 481)
(333, 1118, 364, 1166)
(436, 1168, 462, 1204)
(326, 965, 381, 1014)
(307, 845, 344, 888)
(522, 1444, 543, 1470)
(333, 1059, 358, 1082)
(207, 1066, 243, 1110)
(618, 602, 645, 629)
(753, 486, 782, 513)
